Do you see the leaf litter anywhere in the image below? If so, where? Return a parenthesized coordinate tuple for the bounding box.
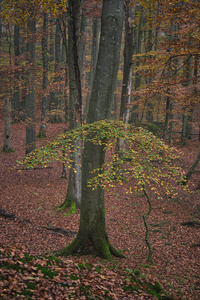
(0, 122, 200, 299)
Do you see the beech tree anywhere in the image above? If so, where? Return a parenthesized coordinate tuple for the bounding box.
(57, 0, 124, 259)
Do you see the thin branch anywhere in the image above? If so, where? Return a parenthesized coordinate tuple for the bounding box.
(143, 187, 153, 264)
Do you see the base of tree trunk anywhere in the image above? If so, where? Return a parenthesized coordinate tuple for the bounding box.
(36, 128, 47, 138)
(56, 195, 77, 214)
(2, 146, 14, 153)
(56, 233, 125, 259)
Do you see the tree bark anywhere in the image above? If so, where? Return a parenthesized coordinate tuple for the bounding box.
(120, 0, 134, 122)
(49, 19, 63, 123)
(3, 98, 11, 152)
(38, 13, 48, 138)
(25, 17, 36, 155)
(12, 25, 20, 123)
(181, 55, 192, 145)
(59, 0, 82, 211)
(57, 0, 124, 259)
(84, 18, 100, 119)
(129, 6, 144, 124)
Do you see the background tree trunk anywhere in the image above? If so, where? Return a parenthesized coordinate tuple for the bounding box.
(84, 18, 100, 119)
(38, 13, 48, 138)
(120, 0, 134, 122)
(129, 7, 144, 124)
(3, 98, 11, 152)
(12, 25, 20, 123)
(58, 0, 82, 211)
(25, 17, 36, 155)
(49, 19, 63, 123)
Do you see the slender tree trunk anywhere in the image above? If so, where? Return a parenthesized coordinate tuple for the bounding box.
(38, 13, 48, 138)
(59, 0, 82, 211)
(49, 20, 63, 122)
(129, 7, 144, 124)
(84, 18, 100, 119)
(186, 55, 198, 139)
(120, 0, 134, 122)
(12, 25, 20, 123)
(25, 17, 36, 155)
(116, 0, 134, 156)
(49, 17, 54, 62)
(168, 101, 174, 145)
(163, 95, 170, 140)
(163, 23, 175, 141)
(57, 0, 124, 259)
(19, 27, 26, 121)
(3, 98, 11, 152)
(145, 6, 154, 123)
(181, 55, 192, 144)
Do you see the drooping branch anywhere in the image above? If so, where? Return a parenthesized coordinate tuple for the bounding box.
(143, 187, 153, 264)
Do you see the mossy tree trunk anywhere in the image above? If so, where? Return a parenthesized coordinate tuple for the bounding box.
(57, 0, 124, 259)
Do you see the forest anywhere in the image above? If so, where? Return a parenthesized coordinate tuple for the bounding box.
(0, 0, 200, 299)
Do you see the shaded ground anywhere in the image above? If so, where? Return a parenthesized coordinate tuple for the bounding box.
(0, 121, 200, 299)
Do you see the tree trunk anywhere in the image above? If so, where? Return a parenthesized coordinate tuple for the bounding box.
(49, 17, 55, 62)
(119, 0, 134, 122)
(163, 96, 170, 140)
(3, 98, 11, 152)
(25, 17, 36, 155)
(116, 0, 134, 155)
(38, 13, 48, 138)
(57, 0, 124, 259)
(168, 101, 174, 145)
(49, 19, 63, 122)
(145, 6, 154, 123)
(58, 0, 82, 211)
(84, 18, 100, 119)
(12, 25, 20, 123)
(181, 55, 192, 145)
(129, 6, 144, 124)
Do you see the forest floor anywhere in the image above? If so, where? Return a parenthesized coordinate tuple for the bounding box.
(0, 121, 200, 299)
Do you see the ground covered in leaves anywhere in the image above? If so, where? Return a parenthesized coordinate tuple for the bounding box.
(0, 121, 200, 299)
